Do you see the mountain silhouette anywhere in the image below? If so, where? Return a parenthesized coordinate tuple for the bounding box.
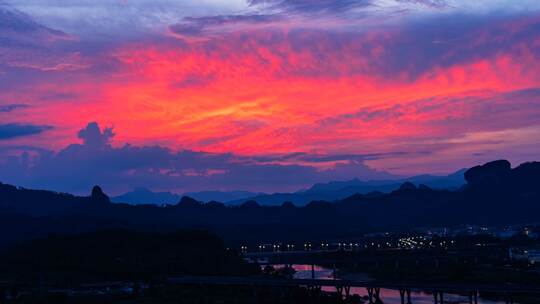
(91, 185, 110, 204)
(112, 187, 182, 205)
(0, 160, 539, 246)
(112, 188, 263, 205)
(111, 170, 465, 206)
(465, 159, 511, 187)
(228, 169, 466, 206)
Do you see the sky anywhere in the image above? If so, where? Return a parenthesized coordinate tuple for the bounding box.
(0, 0, 539, 195)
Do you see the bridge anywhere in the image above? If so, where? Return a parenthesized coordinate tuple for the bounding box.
(242, 249, 488, 275)
(168, 276, 540, 304)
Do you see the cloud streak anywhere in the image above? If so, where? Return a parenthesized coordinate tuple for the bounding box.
(0, 123, 52, 140)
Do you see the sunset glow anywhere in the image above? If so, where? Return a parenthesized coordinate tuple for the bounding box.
(1, 0, 539, 194)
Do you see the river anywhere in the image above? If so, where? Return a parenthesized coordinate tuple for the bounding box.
(272, 264, 509, 304)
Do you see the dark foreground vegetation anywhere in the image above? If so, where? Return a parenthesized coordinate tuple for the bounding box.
(0, 230, 258, 285)
(0, 285, 364, 304)
(0, 230, 257, 303)
(0, 231, 358, 304)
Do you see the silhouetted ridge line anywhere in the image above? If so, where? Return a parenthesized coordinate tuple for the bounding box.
(177, 196, 202, 207)
(465, 159, 511, 187)
(91, 185, 110, 204)
(228, 168, 466, 206)
(0, 159, 539, 245)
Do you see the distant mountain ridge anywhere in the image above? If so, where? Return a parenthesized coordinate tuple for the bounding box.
(228, 169, 467, 206)
(184, 190, 266, 203)
(112, 169, 466, 206)
(1, 159, 539, 246)
(112, 188, 181, 205)
(112, 188, 264, 205)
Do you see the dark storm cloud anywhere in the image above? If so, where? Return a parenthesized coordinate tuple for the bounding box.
(0, 122, 396, 194)
(0, 123, 52, 140)
(77, 122, 114, 147)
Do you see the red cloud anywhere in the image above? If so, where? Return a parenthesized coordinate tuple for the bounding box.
(3, 10, 540, 178)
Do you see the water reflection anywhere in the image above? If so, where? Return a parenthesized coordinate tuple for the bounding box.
(272, 264, 508, 304)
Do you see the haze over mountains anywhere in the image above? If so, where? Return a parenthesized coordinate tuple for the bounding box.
(112, 169, 466, 206)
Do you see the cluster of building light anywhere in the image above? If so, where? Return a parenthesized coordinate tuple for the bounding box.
(394, 236, 456, 250)
(398, 236, 425, 249)
(243, 235, 467, 253)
